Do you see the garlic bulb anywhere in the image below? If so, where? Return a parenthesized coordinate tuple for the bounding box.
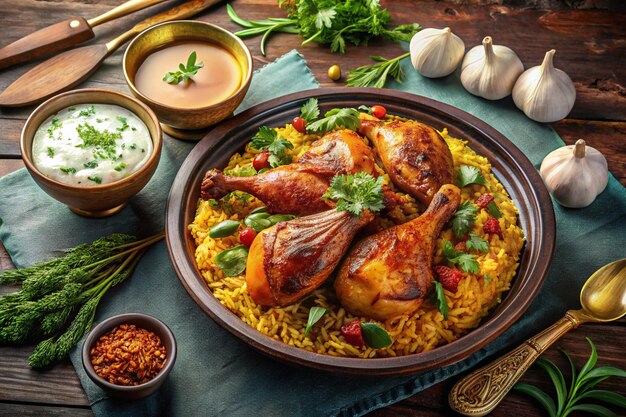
(460, 36, 524, 100)
(409, 27, 465, 78)
(540, 139, 608, 208)
(512, 49, 576, 123)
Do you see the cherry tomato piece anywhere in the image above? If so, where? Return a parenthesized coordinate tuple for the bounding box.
(340, 320, 364, 347)
(239, 227, 257, 247)
(371, 105, 387, 119)
(292, 116, 306, 133)
(253, 150, 271, 171)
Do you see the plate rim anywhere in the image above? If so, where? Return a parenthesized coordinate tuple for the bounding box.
(165, 87, 556, 375)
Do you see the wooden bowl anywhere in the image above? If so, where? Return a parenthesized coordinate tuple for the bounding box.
(165, 88, 556, 375)
(123, 20, 253, 137)
(21, 88, 162, 218)
(82, 313, 177, 400)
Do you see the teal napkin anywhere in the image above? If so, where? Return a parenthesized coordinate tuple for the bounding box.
(1, 50, 625, 417)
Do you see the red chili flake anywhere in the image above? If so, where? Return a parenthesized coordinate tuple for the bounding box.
(475, 193, 494, 209)
(483, 217, 503, 238)
(434, 265, 463, 293)
(454, 241, 467, 252)
(340, 320, 364, 347)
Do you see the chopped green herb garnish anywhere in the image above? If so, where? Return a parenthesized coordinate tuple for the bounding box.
(163, 51, 204, 84)
(484, 274, 491, 283)
(96, 118, 103, 123)
(457, 166, 486, 187)
(466, 232, 489, 253)
(116, 116, 129, 132)
(60, 167, 76, 174)
(113, 162, 127, 172)
(83, 161, 98, 169)
(322, 172, 384, 217)
(67, 107, 76, 111)
(88, 176, 102, 184)
(306, 107, 360, 134)
(131, 127, 137, 131)
(47, 117, 62, 138)
(360, 322, 392, 348)
(78, 105, 96, 117)
(487, 201, 502, 218)
(75, 123, 121, 160)
(431, 280, 449, 319)
(299, 98, 320, 123)
(130, 144, 137, 150)
(451, 201, 478, 238)
(441, 240, 479, 273)
(141, 148, 145, 153)
(250, 127, 294, 168)
(46, 147, 55, 158)
(304, 306, 328, 337)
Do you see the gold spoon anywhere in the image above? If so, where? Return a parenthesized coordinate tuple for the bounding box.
(449, 258, 626, 417)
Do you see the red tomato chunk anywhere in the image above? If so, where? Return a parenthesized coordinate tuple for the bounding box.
(434, 265, 463, 293)
(340, 320, 364, 347)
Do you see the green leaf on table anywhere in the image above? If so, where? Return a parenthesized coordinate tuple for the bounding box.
(304, 306, 328, 336)
(566, 404, 616, 417)
(537, 358, 567, 416)
(580, 390, 626, 408)
(360, 322, 392, 349)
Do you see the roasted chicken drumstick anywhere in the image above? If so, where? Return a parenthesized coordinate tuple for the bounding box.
(200, 129, 377, 215)
(359, 116, 455, 206)
(334, 184, 461, 321)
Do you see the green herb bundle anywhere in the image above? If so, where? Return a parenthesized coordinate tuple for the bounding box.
(0, 233, 163, 368)
(228, 1, 420, 56)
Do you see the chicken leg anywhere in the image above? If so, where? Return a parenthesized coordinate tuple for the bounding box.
(334, 184, 461, 321)
(201, 129, 377, 215)
(359, 116, 455, 206)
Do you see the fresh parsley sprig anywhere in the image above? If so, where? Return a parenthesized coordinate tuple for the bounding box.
(322, 173, 384, 217)
(441, 240, 479, 274)
(451, 201, 478, 239)
(431, 280, 449, 319)
(250, 126, 294, 168)
(163, 51, 204, 84)
(457, 166, 487, 188)
(306, 107, 361, 134)
(346, 52, 410, 88)
(466, 232, 489, 253)
(299, 98, 320, 123)
(515, 338, 626, 417)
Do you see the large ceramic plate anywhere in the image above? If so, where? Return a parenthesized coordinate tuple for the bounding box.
(165, 88, 555, 375)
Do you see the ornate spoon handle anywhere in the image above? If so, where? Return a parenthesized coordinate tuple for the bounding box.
(448, 311, 584, 416)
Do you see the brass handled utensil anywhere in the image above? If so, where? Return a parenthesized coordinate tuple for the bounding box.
(0, 0, 222, 107)
(449, 258, 626, 416)
(0, 0, 167, 70)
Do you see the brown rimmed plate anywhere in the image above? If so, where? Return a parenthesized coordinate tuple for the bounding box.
(165, 88, 555, 375)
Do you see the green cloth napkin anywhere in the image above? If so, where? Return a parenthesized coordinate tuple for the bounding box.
(1, 50, 625, 417)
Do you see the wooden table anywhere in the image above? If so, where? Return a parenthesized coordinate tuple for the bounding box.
(1, 1, 625, 416)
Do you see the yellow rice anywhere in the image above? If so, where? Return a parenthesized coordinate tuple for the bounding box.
(188, 120, 525, 358)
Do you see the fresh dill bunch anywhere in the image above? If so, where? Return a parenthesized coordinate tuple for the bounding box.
(0, 233, 163, 369)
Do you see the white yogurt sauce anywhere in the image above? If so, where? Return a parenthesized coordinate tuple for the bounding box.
(32, 104, 153, 186)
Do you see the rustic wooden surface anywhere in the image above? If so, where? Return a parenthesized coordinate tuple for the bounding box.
(1, 1, 625, 416)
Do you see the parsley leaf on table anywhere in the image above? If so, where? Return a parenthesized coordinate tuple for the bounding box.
(163, 51, 204, 84)
(322, 172, 384, 217)
(451, 201, 478, 238)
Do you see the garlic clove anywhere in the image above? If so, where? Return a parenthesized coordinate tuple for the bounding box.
(513, 49, 576, 123)
(540, 139, 608, 208)
(461, 36, 524, 100)
(410, 27, 465, 78)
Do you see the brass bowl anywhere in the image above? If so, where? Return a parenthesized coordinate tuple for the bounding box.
(21, 88, 162, 218)
(123, 20, 253, 138)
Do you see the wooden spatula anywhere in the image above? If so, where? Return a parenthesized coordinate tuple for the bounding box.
(0, 0, 167, 70)
(0, 0, 222, 107)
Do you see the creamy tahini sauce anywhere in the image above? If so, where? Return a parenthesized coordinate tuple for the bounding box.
(32, 104, 153, 186)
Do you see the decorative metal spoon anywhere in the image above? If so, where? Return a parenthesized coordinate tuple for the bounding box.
(449, 258, 626, 416)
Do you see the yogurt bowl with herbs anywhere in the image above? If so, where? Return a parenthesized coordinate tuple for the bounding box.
(21, 89, 162, 217)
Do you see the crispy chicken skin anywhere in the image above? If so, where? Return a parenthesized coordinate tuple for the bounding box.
(334, 184, 461, 321)
(200, 130, 377, 215)
(358, 116, 455, 206)
(246, 209, 375, 306)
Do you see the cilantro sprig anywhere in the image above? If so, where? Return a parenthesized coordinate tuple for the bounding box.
(163, 51, 204, 84)
(514, 338, 626, 417)
(306, 107, 360, 134)
(451, 201, 478, 238)
(322, 172, 384, 217)
(457, 166, 486, 188)
(466, 232, 489, 253)
(299, 98, 320, 123)
(250, 126, 294, 168)
(431, 281, 449, 319)
(441, 240, 479, 274)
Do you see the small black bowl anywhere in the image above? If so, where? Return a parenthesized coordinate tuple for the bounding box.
(82, 313, 177, 399)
